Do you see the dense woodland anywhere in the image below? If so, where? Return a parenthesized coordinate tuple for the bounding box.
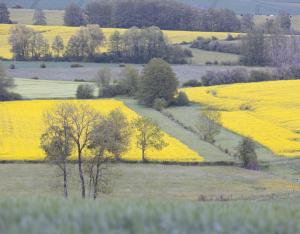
(65, 0, 241, 32)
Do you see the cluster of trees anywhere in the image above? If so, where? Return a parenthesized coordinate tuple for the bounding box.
(239, 12, 292, 33)
(240, 30, 300, 67)
(0, 66, 21, 101)
(239, 12, 295, 67)
(64, 1, 241, 32)
(263, 12, 292, 34)
(41, 103, 167, 198)
(9, 24, 191, 63)
(9, 24, 104, 60)
(9, 25, 51, 60)
(77, 59, 190, 109)
(108, 26, 191, 64)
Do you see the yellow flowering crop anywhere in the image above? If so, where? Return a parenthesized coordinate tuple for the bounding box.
(183, 80, 300, 157)
(0, 24, 240, 59)
(0, 99, 203, 162)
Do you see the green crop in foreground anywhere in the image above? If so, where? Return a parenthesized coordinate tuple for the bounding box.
(0, 198, 300, 234)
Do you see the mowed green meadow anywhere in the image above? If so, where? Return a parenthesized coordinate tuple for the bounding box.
(13, 78, 85, 99)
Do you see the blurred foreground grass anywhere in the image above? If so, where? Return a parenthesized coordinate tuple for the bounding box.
(0, 198, 300, 234)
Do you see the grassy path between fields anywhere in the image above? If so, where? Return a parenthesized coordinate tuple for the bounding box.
(121, 98, 278, 163)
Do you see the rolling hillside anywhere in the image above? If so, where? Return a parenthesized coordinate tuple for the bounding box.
(183, 80, 300, 158)
(3, 0, 300, 14)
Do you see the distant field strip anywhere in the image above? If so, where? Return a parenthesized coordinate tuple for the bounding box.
(0, 24, 240, 59)
(183, 80, 300, 157)
(13, 78, 83, 99)
(0, 100, 203, 162)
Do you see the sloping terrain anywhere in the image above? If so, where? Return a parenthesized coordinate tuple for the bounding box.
(184, 80, 300, 157)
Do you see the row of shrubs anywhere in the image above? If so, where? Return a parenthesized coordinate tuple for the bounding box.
(182, 65, 300, 87)
(76, 84, 190, 109)
(10, 63, 87, 70)
(191, 36, 241, 55)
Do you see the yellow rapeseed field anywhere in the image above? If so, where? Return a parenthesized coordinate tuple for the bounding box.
(0, 24, 240, 59)
(0, 99, 203, 162)
(183, 80, 300, 157)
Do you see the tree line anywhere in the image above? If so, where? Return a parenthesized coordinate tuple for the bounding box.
(64, 0, 241, 32)
(8, 24, 191, 64)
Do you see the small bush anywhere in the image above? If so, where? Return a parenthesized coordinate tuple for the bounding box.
(205, 61, 213, 65)
(210, 90, 217, 96)
(153, 98, 168, 111)
(240, 103, 253, 111)
(237, 137, 258, 170)
(40, 63, 46, 68)
(76, 84, 95, 99)
(74, 79, 87, 82)
(182, 80, 202, 87)
(119, 63, 126, 67)
(99, 84, 127, 98)
(0, 91, 22, 101)
(9, 64, 15, 69)
(250, 70, 272, 82)
(174, 92, 190, 106)
(31, 77, 39, 80)
(71, 63, 84, 68)
(226, 34, 235, 41)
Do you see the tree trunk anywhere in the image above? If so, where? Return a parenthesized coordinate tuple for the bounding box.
(142, 147, 145, 162)
(93, 151, 104, 200)
(78, 148, 85, 198)
(93, 162, 100, 200)
(63, 161, 68, 198)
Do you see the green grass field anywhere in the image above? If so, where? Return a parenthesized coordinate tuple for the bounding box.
(0, 163, 299, 200)
(13, 78, 87, 99)
(187, 47, 240, 65)
(9, 8, 64, 25)
(1, 161, 300, 234)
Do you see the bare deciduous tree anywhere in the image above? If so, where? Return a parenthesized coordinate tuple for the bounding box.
(133, 117, 167, 162)
(196, 108, 221, 144)
(40, 103, 74, 198)
(52, 35, 64, 58)
(87, 109, 131, 199)
(67, 103, 100, 198)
